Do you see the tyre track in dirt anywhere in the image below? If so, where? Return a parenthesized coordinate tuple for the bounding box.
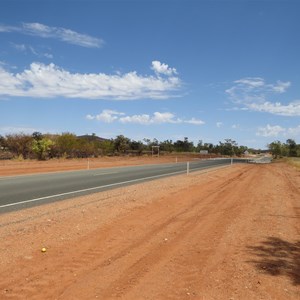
(1, 163, 299, 299)
(0, 165, 256, 299)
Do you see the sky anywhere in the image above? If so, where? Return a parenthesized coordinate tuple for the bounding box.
(0, 0, 300, 149)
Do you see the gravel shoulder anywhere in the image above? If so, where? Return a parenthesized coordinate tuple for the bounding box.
(0, 162, 299, 299)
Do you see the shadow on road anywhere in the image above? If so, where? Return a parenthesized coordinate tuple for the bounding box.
(247, 237, 300, 285)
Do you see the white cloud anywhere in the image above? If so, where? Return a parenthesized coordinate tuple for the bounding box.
(119, 114, 152, 125)
(231, 77, 290, 96)
(0, 61, 181, 100)
(248, 101, 300, 116)
(257, 124, 300, 138)
(0, 126, 37, 135)
(86, 110, 125, 123)
(12, 43, 53, 59)
(286, 125, 300, 136)
(184, 118, 205, 125)
(119, 112, 180, 125)
(234, 77, 265, 88)
(256, 124, 286, 137)
(216, 122, 223, 128)
(44, 53, 53, 59)
(152, 112, 181, 124)
(0, 61, 17, 71)
(0, 25, 17, 32)
(270, 81, 291, 93)
(87, 110, 204, 126)
(232, 124, 240, 129)
(12, 43, 27, 52)
(151, 61, 177, 76)
(0, 22, 104, 48)
(226, 77, 298, 116)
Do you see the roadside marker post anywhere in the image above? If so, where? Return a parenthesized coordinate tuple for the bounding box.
(187, 161, 189, 175)
(87, 158, 90, 170)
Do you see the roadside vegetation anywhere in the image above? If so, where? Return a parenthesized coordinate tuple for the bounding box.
(1, 132, 298, 161)
(267, 139, 300, 159)
(0, 132, 254, 160)
(284, 157, 300, 170)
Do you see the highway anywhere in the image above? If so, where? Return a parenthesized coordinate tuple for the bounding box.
(0, 158, 248, 213)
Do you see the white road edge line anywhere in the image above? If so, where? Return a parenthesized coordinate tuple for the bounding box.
(0, 169, 185, 209)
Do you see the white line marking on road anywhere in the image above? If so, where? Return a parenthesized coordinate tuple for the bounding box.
(0, 169, 185, 209)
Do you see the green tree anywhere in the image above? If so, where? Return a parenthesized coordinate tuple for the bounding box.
(268, 141, 282, 158)
(218, 139, 237, 156)
(130, 140, 144, 155)
(32, 138, 54, 160)
(56, 133, 78, 158)
(32, 131, 43, 141)
(100, 139, 115, 155)
(174, 137, 194, 152)
(286, 139, 297, 157)
(114, 135, 130, 154)
(159, 140, 174, 153)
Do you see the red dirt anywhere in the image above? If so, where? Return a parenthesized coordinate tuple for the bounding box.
(0, 162, 299, 299)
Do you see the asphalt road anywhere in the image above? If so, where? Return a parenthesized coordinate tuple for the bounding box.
(0, 158, 247, 213)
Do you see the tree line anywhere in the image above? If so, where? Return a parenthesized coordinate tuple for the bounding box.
(0, 132, 254, 160)
(267, 139, 300, 158)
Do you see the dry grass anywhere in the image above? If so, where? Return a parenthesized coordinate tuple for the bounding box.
(285, 157, 300, 170)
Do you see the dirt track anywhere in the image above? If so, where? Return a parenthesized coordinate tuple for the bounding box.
(0, 162, 299, 299)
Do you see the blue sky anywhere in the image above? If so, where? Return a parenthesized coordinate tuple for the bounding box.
(0, 0, 299, 149)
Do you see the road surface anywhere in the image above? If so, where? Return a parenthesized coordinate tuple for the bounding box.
(0, 158, 247, 212)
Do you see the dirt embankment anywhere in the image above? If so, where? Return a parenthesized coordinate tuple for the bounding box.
(0, 162, 299, 299)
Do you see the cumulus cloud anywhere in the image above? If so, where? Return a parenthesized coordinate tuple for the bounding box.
(0, 61, 181, 100)
(256, 124, 288, 137)
(87, 110, 204, 126)
(286, 125, 300, 136)
(225, 77, 299, 116)
(119, 114, 152, 125)
(151, 61, 177, 76)
(0, 22, 103, 48)
(86, 110, 125, 123)
(216, 122, 223, 128)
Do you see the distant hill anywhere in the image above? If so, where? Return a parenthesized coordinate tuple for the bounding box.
(77, 134, 110, 142)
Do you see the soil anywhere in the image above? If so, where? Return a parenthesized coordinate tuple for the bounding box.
(0, 161, 299, 299)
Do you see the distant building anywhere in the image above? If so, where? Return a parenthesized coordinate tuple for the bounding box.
(200, 150, 209, 155)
